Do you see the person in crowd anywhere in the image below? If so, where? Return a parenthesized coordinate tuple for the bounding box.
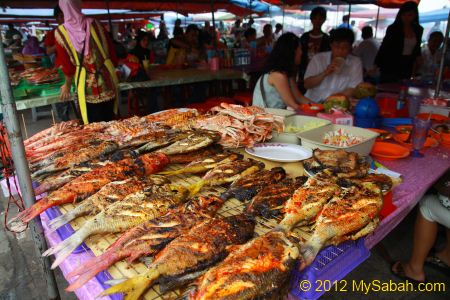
(298, 7, 331, 92)
(428, 21, 441, 39)
(304, 28, 363, 103)
(353, 26, 379, 81)
(338, 15, 352, 30)
(56, 0, 118, 124)
(130, 31, 154, 65)
(200, 21, 213, 47)
(257, 24, 274, 54)
(5, 23, 22, 47)
(419, 31, 444, 78)
(375, 1, 423, 83)
(166, 24, 204, 66)
(274, 23, 283, 40)
(392, 171, 450, 283)
(231, 19, 243, 38)
(22, 36, 44, 55)
(241, 27, 257, 49)
(173, 18, 182, 36)
(233, 30, 242, 48)
(157, 21, 169, 40)
(253, 33, 312, 109)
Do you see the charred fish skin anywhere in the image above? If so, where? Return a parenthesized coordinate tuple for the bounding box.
(220, 167, 286, 201)
(244, 176, 308, 218)
(100, 215, 255, 300)
(189, 231, 300, 300)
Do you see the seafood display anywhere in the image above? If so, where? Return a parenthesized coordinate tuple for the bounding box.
(188, 231, 300, 300)
(193, 103, 284, 148)
(66, 195, 224, 291)
(47, 176, 169, 232)
(43, 183, 189, 269)
(101, 215, 255, 300)
(21, 108, 406, 299)
(245, 176, 308, 218)
(13, 152, 169, 225)
(301, 182, 383, 265)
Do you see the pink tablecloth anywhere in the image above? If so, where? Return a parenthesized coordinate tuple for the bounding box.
(365, 146, 450, 248)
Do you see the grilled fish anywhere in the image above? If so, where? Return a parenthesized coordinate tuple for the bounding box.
(220, 167, 287, 201)
(188, 231, 300, 300)
(100, 215, 255, 300)
(301, 183, 383, 266)
(47, 176, 169, 232)
(157, 130, 221, 155)
(187, 159, 265, 197)
(167, 145, 223, 164)
(245, 176, 308, 218)
(277, 178, 341, 231)
(43, 183, 188, 269)
(66, 195, 224, 291)
(159, 153, 241, 176)
(31, 140, 119, 179)
(13, 152, 169, 225)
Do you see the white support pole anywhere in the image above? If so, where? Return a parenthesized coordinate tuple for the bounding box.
(434, 10, 450, 98)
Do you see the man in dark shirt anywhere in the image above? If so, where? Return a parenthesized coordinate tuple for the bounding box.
(298, 7, 331, 92)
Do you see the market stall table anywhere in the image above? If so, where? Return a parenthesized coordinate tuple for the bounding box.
(0, 68, 248, 113)
(19, 145, 447, 300)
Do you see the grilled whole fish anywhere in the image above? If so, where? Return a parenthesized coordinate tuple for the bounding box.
(301, 183, 383, 266)
(66, 195, 224, 291)
(12, 152, 169, 225)
(187, 159, 265, 197)
(277, 178, 341, 231)
(43, 183, 188, 269)
(31, 140, 119, 179)
(159, 153, 241, 176)
(100, 215, 255, 300)
(48, 176, 169, 232)
(220, 167, 287, 201)
(188, 231, 300, 300)
(245, 176, 308, 218)
(167, 145, 223, 164)
(157, 130, 221, 155)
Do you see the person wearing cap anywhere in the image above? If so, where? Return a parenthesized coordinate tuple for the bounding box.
(392, 171, 450, 283)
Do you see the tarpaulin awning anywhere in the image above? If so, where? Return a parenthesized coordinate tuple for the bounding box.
(0, 1, 255, 16)
(263, 0, 420, 9)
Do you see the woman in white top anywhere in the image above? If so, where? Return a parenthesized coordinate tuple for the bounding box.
(253, 33, 311, 109)
(375, 1, 423, 83)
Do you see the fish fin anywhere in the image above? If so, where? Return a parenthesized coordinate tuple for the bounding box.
(158, 169, 184, 176)
(43, 226, 90, 269)
(300, 235, 322, 266)
(187, 180, 205, 197)
(66, 250, 126, 291)
(48, 209, 80, 232)
(100, 267, 159, 300)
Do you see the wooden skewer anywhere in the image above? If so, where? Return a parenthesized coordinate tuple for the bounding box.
(51, 109, 56, 126)
(21, 114, 28, 139)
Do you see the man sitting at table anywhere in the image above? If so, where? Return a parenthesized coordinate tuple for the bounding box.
(304, 28, 363, 103)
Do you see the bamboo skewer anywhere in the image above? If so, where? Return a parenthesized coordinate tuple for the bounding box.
(21, 114, 28, 139)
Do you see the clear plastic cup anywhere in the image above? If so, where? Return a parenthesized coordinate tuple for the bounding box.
(411, 117, 431, 157)
(408, 96, 422, 118)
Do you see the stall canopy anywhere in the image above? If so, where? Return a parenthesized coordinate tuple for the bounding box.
(0, 0, 256, 16)
(263, 0, 420, 9)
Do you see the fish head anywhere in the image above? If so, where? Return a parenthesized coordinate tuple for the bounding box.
(270, 167, 287, 182)
(185, 195, 224, 216)
(137, 152, 170, 175)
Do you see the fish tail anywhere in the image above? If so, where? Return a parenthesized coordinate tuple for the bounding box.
(275, 215, 299, 232)
(43, 226, 90, 269)
(300, 235, 322, 266)
(48, 206, 83, 232)
(13, 197, 53, 223)
(34, 183, 49, 195)
(157, 169, 184, 176)
(66, 250, 126, 291)
(100, 267, 159, 300)
(187, 180, 206, 197)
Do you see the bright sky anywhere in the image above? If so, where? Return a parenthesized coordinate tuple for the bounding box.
(418, 0, 449, 12)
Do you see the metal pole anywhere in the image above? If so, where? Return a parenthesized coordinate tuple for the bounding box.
(210, 0, 217, 51)
(375, 6, 380, 39)
(348, 1, 352, 29)
(0, 36, 60, 298)
(105, 0, 113, 33)
(434, 10, 450, 98)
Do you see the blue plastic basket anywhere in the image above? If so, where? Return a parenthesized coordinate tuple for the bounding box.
(289, 238, 370, 300)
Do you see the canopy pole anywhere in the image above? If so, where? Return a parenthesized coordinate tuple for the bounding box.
(210, 0, 217, 51)
(282, 2, 285, 27)
(348, 1, 352, 29)
(0, 34, 60, 299)
(105, 0, 113, 33)
(374, 6, 380, 39)
(434, 9, 450, 98)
